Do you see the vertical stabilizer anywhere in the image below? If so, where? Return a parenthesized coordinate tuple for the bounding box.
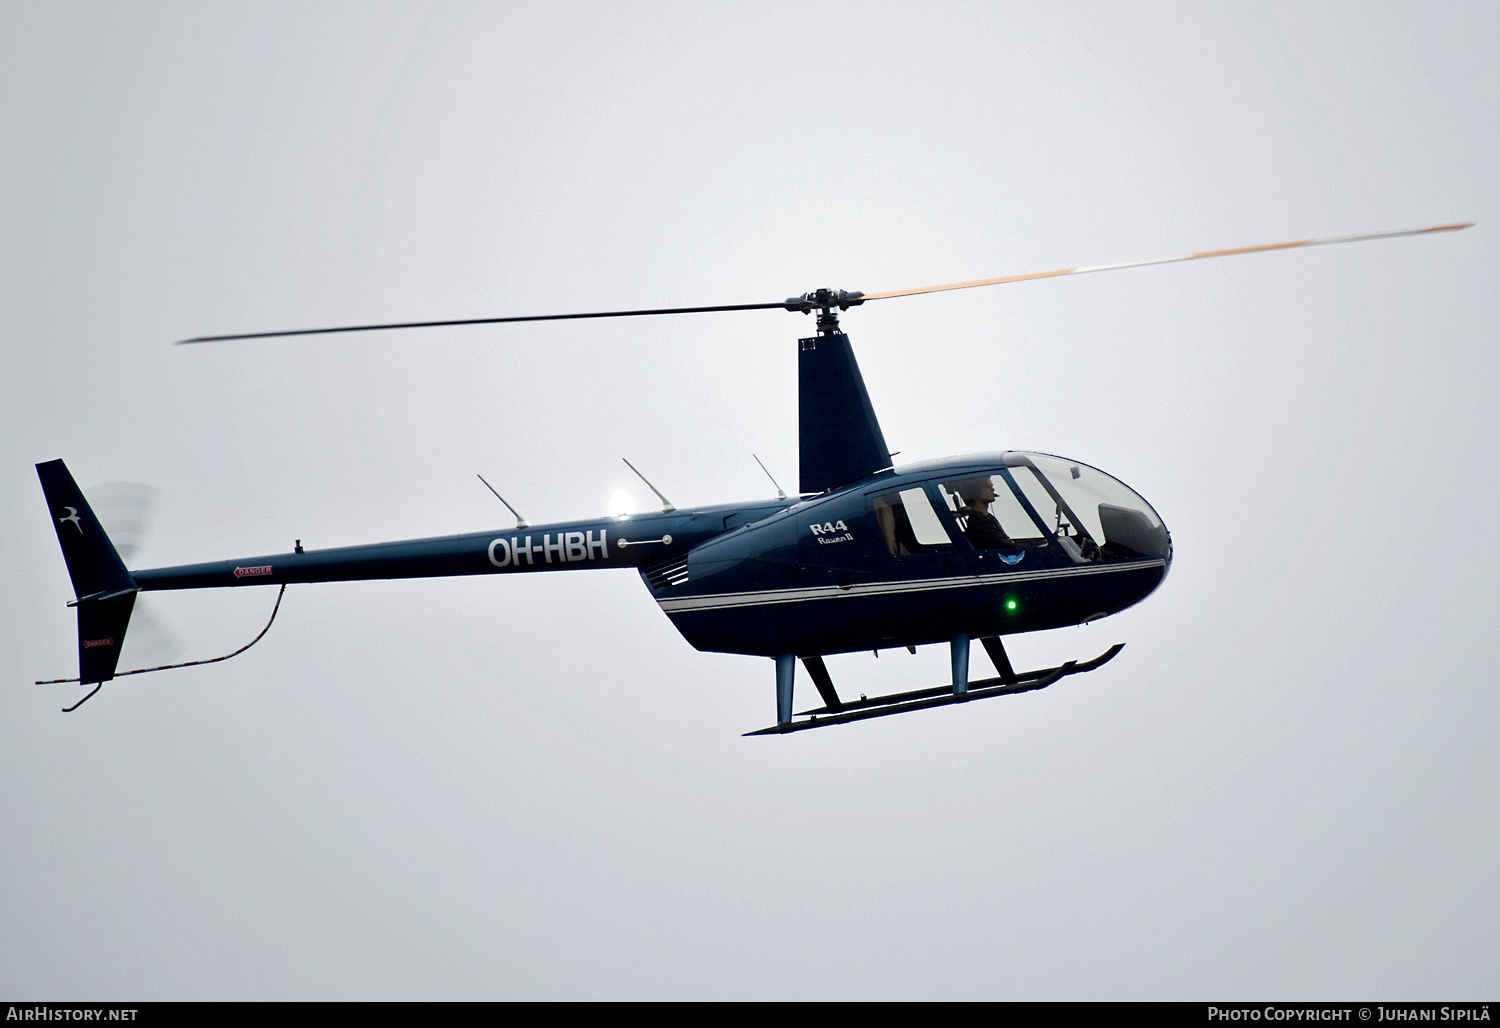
(37, 460, 139, 684)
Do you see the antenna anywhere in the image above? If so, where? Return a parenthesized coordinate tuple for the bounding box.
(753, 454, 787, 499)
(622, 459, 675, 512)
(476, 474, 530, 528)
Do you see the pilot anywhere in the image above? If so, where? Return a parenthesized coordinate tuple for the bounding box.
(954, 477, 1014, 550)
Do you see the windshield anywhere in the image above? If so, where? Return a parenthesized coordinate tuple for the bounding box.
(1005, 453, 1167, 560)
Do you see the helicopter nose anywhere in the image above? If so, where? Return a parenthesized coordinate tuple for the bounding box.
(1154, 517, 1174, 589)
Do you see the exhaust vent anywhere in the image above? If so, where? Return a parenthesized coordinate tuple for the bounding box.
(642, 554, 689, 590)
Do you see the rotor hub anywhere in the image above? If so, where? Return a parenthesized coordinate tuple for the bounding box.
(783, 288, 864, 334)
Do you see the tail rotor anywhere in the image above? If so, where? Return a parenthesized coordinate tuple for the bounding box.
(86, 483, 184, 670)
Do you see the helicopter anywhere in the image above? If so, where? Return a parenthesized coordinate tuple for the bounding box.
(36, 222, 1472, 733)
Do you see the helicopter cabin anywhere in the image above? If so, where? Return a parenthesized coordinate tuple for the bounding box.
(665, 451, 1171, 658)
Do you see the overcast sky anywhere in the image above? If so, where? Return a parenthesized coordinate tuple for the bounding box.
(3, 2, 1497, 1000)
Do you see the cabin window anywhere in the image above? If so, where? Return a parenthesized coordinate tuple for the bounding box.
(937, 475, 1048, 550)
(872, 487, 951, 555)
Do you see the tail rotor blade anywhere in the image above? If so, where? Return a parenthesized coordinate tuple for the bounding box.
(85, 483, 188, 668)
(116, 595, 185, 670)
(87, 482, 158, 563)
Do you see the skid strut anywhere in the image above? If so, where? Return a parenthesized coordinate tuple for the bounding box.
(746, 643, 1124, 736)
(802, 656, 842, 712)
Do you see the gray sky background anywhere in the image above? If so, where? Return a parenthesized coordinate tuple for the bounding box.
(3, 2, 1497, 1000)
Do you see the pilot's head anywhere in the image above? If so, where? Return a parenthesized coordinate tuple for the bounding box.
(955, 478, 997, 507)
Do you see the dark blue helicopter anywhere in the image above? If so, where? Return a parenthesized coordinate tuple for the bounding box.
(36, 223, 1471, 732)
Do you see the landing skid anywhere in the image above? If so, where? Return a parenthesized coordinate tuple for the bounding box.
(744, 644, 1124, 736)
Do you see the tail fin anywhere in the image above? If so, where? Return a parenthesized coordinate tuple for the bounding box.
(37, 459, 139, 684)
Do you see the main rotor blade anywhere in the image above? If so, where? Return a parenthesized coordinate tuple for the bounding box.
(176, 300, 792, 345)
(859, 222, 1475, 302)
(177, 221, 1472, 344)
